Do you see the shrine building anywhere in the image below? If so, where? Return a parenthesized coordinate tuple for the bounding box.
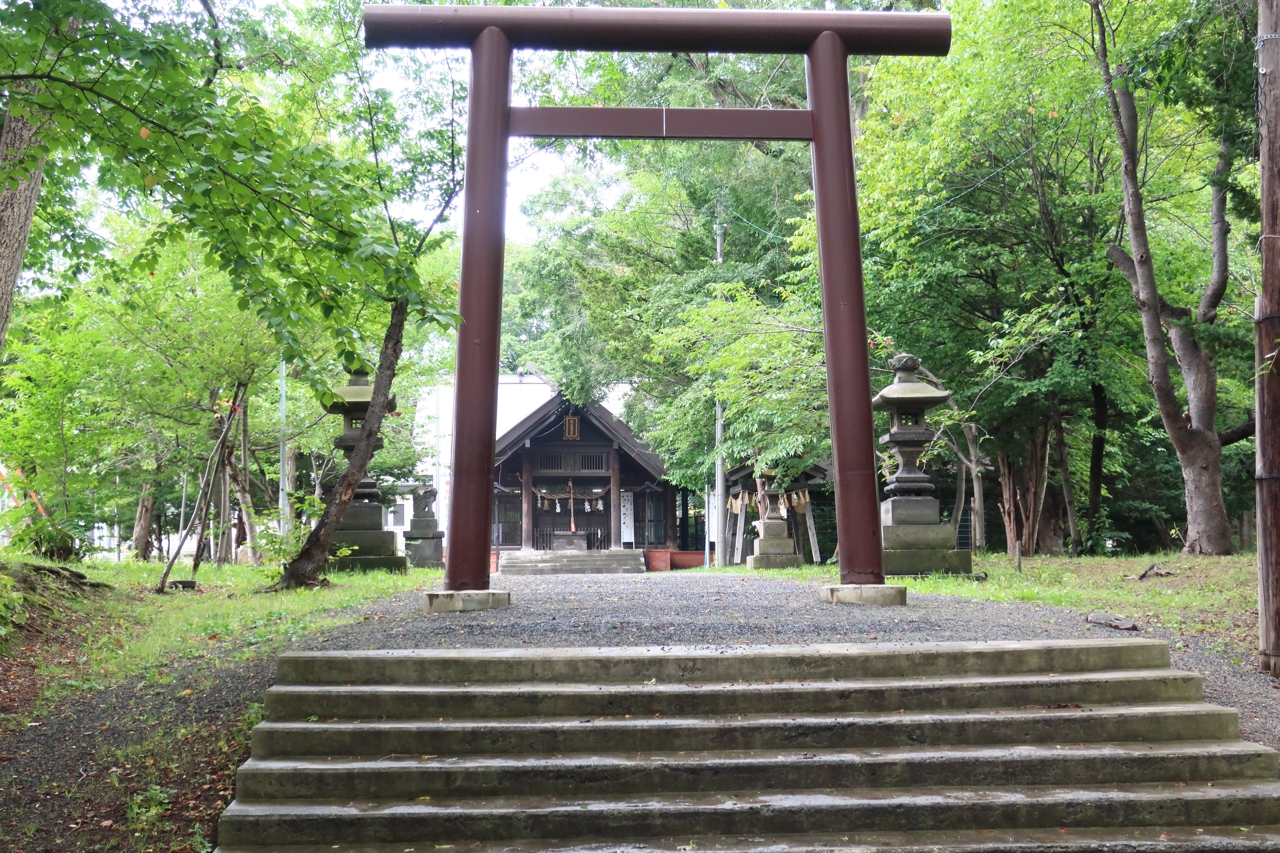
(491, 391, 679, 553)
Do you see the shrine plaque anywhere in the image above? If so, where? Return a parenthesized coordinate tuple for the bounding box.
(621, 492, 635, 543)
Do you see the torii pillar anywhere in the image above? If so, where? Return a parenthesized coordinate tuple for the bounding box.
(364, 5, 950, 610)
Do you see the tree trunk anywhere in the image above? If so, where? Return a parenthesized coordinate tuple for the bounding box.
(155, 385, 245, 592)
(155, 502, 166, 560)
(1015, 424, 1051, 557)
(1050, 397, 1083, 555)
(997, 451, 1019, 556)
(132, 484, 156, 561)
(1087, 382, 1108, 539)
(282, 443, 298, 529)
(1037, 486, 1067, 555)
(966, 425, 985, 551)
(970, 471, 985, 551)
(214, 462, 233, 566)
(230, 396, 261, 564)
(0, 95, 48, 358)
(1091, 0, 1234, 555)
(227, 452, 261, 565)
(951, 464, 966, 540)
(190, 478, 215, 578)
(1260, 0, 1280, 678)
(1179, 430, 1235, 553)
(273, 299, 410, 589)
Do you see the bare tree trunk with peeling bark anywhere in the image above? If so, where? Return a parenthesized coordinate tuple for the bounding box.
(1089, 0, 1250, 555)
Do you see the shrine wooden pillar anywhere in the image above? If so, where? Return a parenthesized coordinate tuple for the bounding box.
(610, 448, 622, 549)
(664, 486, 678, 549)
(521, 451, 534, 550)
(680, 489, 690, 551)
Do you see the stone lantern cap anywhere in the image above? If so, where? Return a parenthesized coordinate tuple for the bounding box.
(324, 368, 397, 418)
(871, 354, 951, 413)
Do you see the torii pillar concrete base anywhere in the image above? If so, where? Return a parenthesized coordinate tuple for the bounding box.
(820, 584, 907, 606)
(424, 590, 512, 614)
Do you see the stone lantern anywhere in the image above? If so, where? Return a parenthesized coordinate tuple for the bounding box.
(324, 368, 408, 572)
(870, 354, 971, 575)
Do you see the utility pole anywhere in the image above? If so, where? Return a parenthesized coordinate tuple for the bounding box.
(279, 360, 290, 536)
(714, 221, 727, 566)
(704, 484, 711, 567)
(1258, 0, 1280, 678)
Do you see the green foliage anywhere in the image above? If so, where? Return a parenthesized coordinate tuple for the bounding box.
(3, 0, 469, 573)
(500, 0, 1259, 553)
(0, 503, 85, 562)
(0, 571, 26, 638)
(0, 0, 1263, 556)
(124, 784, 174, 832)
(2, 0, 458, 380)
(252, 494, 349, 579)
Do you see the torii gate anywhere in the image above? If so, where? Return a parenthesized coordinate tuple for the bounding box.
(364, 4, 951, 594)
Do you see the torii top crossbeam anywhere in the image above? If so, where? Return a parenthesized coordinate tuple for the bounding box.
(363, 5, 951, 593)
(365, 5, 950, 55)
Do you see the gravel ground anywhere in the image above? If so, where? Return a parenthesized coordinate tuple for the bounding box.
(301, 572, 1280, 755)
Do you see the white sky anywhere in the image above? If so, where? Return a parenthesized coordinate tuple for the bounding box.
(505, 146, 566, 244)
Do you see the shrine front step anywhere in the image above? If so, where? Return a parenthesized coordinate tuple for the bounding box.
(497, 549, 646, 574)
(215, 640, 1280, 853)
(215, 825, 1280, 853)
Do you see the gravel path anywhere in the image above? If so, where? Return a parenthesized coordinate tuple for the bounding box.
(302, 572, 1280, 755)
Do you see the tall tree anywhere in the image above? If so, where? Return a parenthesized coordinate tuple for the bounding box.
(1257, 0, 1280, 677)
(1088, 0, 1257, 554)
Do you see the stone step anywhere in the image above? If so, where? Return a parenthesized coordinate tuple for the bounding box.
(498, 564, 647, 575)
(234, 740, 1278, 801)
(273, 640, 1172, 686)
(218, 641, 1279, 853)
(250, 703, 1238, 759)
(497, 550, 646, 574)
(264, 669, 1202, 720)
(216, 780, 1280, 846)
(498, 550, 642, 561)
(214, 824, 1280, 853)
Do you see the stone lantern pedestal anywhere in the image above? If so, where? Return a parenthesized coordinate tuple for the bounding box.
(326, 369, 408, 573)
(403, 478, 444, 568)
(871, 354, 972, 576)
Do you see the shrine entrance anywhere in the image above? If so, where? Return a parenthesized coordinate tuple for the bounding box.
(492, 391, 674, 554)
(363, 4, 950, 591)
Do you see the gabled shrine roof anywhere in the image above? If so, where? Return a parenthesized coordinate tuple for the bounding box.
(495, 391, 667, 481)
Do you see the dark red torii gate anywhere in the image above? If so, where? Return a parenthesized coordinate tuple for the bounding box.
(364, 5, 951, 591)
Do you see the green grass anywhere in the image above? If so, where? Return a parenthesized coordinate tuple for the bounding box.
(30, 558, 443, 700)
(687, 553, 1260, 649)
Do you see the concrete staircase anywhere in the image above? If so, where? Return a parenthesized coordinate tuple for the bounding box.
(216, 640, 1280, 852)
(497, 548, 647, 574)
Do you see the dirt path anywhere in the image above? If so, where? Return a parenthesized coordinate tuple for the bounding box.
(2, 573, 1278, 853)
